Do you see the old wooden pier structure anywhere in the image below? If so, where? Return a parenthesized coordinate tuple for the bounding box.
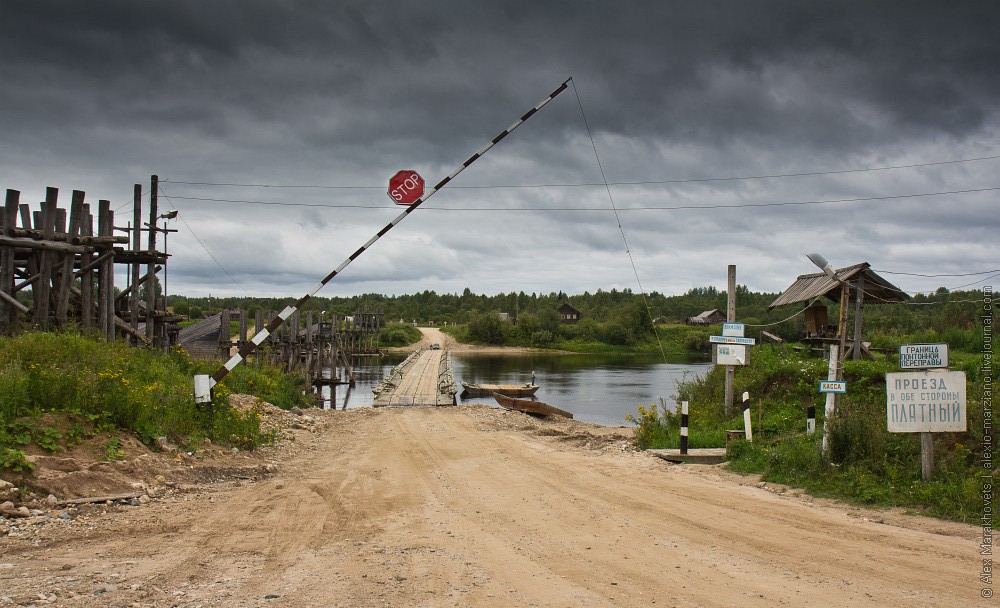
(1, 179, 177, 344)
(0, 179, 384, 397)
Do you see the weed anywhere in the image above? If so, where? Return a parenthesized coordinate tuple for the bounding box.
(0, 447, 33, 473)
(102, 438, 125, 461)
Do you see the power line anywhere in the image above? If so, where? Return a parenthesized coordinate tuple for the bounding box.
(160, 152, 1000, 190)
(875, 268, 1000, 277)
(159, 185, 1000, 212)
(157, 187, 252, 297)
(570, 78, 669, 365)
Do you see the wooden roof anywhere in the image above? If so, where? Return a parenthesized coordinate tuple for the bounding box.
(769, 262, 909, 308)
(694, 309, 724, 319)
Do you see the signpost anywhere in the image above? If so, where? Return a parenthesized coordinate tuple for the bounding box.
(886, 367, 967, 480)
(722, 322, 745, 337)
(709, 335, 756, 346)
(898, 343, 949, 369)
(388, 170, 425, 205)
(818, 380, 847, 394)
(716, 344, 746, 366)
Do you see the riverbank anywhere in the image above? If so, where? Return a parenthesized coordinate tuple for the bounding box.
(384, 327, 557, 355)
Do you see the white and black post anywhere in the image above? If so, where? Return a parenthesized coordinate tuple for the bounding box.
(679, 401, 689, 455)
(742, 391, 753, 442)
(806, 405, 816, 435)
(193, 79, 573, 402)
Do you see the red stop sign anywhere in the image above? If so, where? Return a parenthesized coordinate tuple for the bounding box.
(388, 170, 425, 205)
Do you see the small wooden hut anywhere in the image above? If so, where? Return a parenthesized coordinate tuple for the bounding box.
(770, 262, 908, 358)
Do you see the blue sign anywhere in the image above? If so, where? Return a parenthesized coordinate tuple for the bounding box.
(709, 335, 756, 345)
(722, 323, 745, 337)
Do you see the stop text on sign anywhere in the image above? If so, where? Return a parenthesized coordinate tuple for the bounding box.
(388, 170, 425, 205)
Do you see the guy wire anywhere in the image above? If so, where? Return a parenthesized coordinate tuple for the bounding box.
(570, 78, 668, 364)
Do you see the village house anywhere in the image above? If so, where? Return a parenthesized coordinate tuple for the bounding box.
(685, 308, 726, 326)
(557, 302, 582, 325)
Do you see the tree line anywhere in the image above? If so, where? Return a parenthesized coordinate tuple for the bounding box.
(168, 285, 992, 348)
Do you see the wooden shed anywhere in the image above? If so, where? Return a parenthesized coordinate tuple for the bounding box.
(770, 262, 908, 358)
(686, 309, 726, 326)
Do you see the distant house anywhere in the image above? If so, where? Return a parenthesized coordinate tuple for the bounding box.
(497, 312, 510, 322)
(686, 309, 726, 326)
(557, 302, 582, 325)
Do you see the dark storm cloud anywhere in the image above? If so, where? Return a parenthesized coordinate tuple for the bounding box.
(1, 1, 998, 298)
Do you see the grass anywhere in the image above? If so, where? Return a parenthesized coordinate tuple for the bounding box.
(625, 343, 996, 524)
(0, 331, 313, 474)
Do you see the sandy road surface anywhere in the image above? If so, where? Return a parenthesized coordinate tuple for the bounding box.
(1, 405, 985, 607)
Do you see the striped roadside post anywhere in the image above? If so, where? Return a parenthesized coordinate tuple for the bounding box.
(194, 78, 573, 403)
(742, 391, 753, 442)
(679, 401, 689, 455)
(806, 405, 816, 434)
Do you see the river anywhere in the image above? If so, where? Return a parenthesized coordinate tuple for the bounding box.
(321, 351, 711, 426)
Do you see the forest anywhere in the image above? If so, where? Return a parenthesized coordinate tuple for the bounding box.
(168, 285, 991, 350)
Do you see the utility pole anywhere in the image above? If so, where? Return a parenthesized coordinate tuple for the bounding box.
(724, 264, 736, 417)
(146, 175, 158, 346)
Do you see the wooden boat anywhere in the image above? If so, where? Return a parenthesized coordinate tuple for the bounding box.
(493, 391, 573, 419)
(460, 381, 539, 398)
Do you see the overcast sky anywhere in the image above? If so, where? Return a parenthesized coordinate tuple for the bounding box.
(2, 1, 998, 301)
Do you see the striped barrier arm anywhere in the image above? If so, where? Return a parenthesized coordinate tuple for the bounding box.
(197, 78, 573, 398)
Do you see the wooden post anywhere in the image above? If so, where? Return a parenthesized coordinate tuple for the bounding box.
(98, 200, 115, 340)
(852, 274, 866, 360)
(33, 188, 59, 329)
(131, 184, 142, 343)
(305, 311, 314, 383)
(219, 309, 231, 358)
(146, 175, 158, 345)
(0, 190, 19, 330)
(724, 264, 736, 417)
(55, 191, 85, 326)
(835, 280, 850, 411)
(79, 203, 95, 328)
(921, 432, 934, 481)
(238, 310, 248, 352)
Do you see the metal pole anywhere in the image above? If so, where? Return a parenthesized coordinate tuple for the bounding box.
(199, 78, 573, 396)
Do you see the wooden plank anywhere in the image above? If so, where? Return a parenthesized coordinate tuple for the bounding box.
(55, 191, 85, 325)
(79, 206, 95, 328)
(1, 190, 19, 329)
(130, 184, 142, 343)
(98, 200, 114, 340)
(59, 491, 145, 505)
(33, 189, 59, 329)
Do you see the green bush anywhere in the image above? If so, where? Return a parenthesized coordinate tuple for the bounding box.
(0, 331, 308, 472)
(667, 341, 996, 524)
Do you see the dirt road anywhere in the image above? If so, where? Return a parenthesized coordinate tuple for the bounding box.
(1, 405, 985, 607)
